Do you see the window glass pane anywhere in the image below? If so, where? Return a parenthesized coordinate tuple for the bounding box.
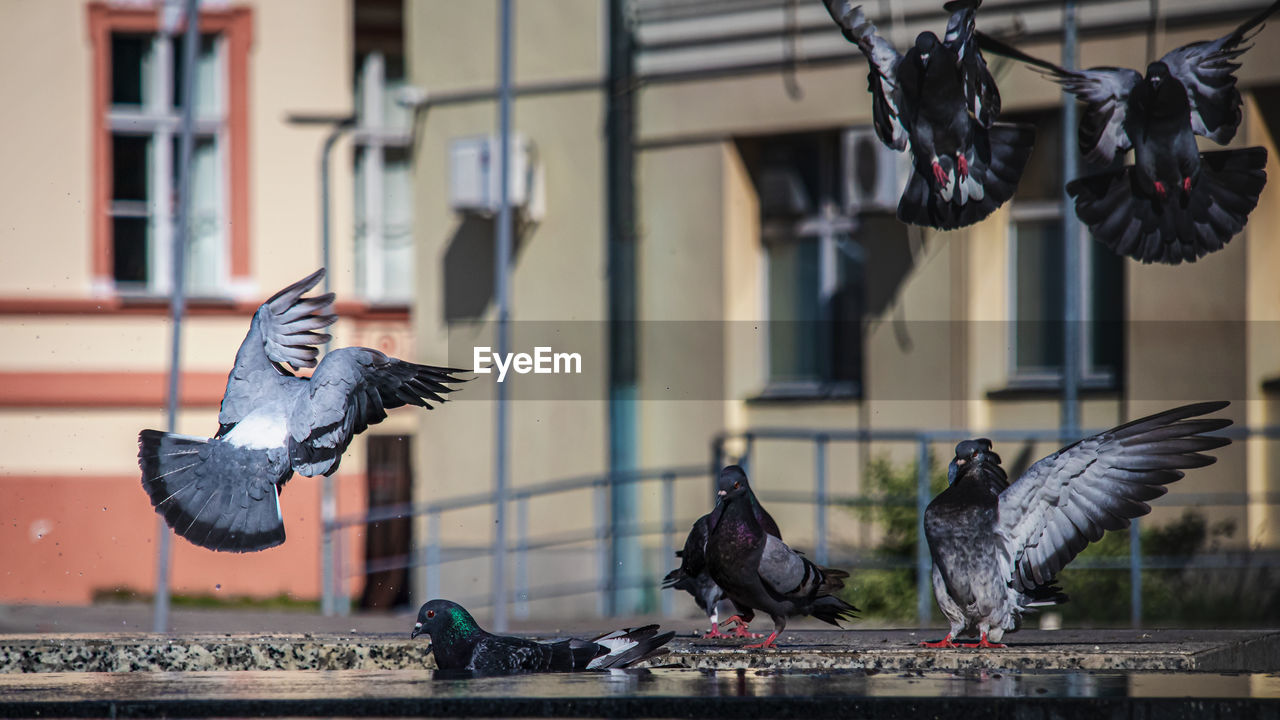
(112, 135, 150, 202)
(767, 238, 820, 382)
(829, 239, 864, 384)
(1014, 218, 1065, 372)
(173, 136, 222, 293)
(111, 34, 151, 106)
(382, 146, 414, 299)
(173, 34, 220, 117)
(113, 216, 150, 284)
(1089, 240, 1124, 374)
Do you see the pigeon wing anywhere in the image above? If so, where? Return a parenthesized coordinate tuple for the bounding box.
(996, 402, 1231, 592)
(975, 31, 1139, 165)
(825, 0, 909, 150)
(756, 534, 809, 597)
(218, 269, 336, 429)
(1160, 0, 1278, 143)
(287, 347, 466, 476)
(944, 0, 1000, 127)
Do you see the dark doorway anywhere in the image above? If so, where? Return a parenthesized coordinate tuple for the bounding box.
(359, 434, 413, 610)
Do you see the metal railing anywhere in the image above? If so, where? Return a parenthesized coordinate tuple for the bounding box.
(321, 424, 1280, 626)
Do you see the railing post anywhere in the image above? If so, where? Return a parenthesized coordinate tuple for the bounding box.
(516, 495, 529, 619)
(595, 479, 610, 617)
(426, 511, 441, 603)
(915, 437, 932, 627)
(815, 435, 829, 566)
(1130, 517, 1142, 627)
(741, 433, 754, 475)
(321, 481, 336, 617)
(415, 515, 429, 606)
(660, 471, 676, 618)
(334, 522, 348, 616)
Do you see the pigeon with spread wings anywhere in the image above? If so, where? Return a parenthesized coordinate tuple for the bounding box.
(922, 402, 1232, 648)
(824, 0, 1035, 229)
(977, 2, 1278, 263)
(138, 269, 466, 552)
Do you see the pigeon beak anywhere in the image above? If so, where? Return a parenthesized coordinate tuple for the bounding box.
(717, 490, 727, 497)
(920, 51, 930, 64)
(411, 623, 423, 639)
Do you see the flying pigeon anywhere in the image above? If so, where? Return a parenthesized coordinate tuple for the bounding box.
(922, 401, 1232, 648)
(138, 269, 465, 553)
(410, 599, 674, 672)
(703, 465, 859, 649)
(977, 2, 1278, 263)
(824, 0, 1036, 229)
(662, 466, 782, 639)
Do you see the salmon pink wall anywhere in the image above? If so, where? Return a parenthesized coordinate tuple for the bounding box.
(0, 472, 367, 604)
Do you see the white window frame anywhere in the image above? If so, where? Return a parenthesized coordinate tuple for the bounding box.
(108, 30, 228, 297)
(1006, 200, 1118, 388)
(354, 51, 414, 303)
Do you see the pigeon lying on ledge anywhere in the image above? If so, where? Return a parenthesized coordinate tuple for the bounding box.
(704, 466, 859, 649)
(663, 465, 782, 639)
(977, 0, 1279, 263)
(922, 401, 1232, 649)
(138, 269, 465, 553)
(824, 0, 1035, 229)
(411, 599, 675, 672)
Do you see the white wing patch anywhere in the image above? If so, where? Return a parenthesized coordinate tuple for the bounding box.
(223, 411, 289, 450)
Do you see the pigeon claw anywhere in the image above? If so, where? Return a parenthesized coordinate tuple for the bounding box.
(1182, 176, 1192, 194)
(1153, 181, 1168, 200)
(919, 635, 959, 648)
(743, 631, 779, 650)
(931, 160, 948, 187)
(956, 153, 969, 180)
(959, 632, 1006, 649)
(702, 624, 730, 640)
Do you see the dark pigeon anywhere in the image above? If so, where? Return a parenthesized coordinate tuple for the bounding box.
(825, 0, 1035, 229)
(922, 402, 1232, 648)
(662, 466, 781, 639)
(977, 2, 1278, 263)
(703, 465, 859, 649)
(411, 599, 674, 672)
(138, 269, 465, 552)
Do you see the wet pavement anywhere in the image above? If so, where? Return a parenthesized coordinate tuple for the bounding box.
(0, 667, 1278, 718)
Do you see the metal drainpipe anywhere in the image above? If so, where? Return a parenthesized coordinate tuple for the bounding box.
(606, 0, 639, 617)
(153, 0, 200, 634)
(492, 0, 514, 633)
(1061, 0, 1081, 439)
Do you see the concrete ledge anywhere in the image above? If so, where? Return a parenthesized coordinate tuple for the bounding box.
(2, 629, 1278, 673)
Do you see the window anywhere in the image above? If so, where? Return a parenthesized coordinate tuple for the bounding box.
(745, 133, 864, 397)
(90, 4, 251, 297)
(354, 0, 414, 302)
(1007, 111, 1123, 387)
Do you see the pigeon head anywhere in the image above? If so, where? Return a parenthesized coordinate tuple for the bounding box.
(717, 465, 751, 500)
(947, 438, 1002, 485)
(914, 31, 941, 65)
(411, 599, 480, 641)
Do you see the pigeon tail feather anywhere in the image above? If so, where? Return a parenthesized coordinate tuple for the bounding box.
(1067, 146, 1266, 264)
(809, 594, 861, 628)
(585, 625, 676, 669)
(138, 430, 288, 553)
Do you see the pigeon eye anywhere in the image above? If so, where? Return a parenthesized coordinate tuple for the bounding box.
(733, 482, 740, 489)
(426, 610, 435, 618)
(971, 450, 980, 458)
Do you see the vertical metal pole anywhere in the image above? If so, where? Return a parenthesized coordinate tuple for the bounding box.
(1061, 0, 1081, 438)
(595, 482, 609, 617)
(426, 511, 441, 601)
(915, 438, 932, 627)
(741, 434, 754, 476)
(491, 0, 514, 634)
(515, 496, 529, 619)
(153, 0, 200, 634)
(660, 472, 676, 618)
(814, 436, 829, 566)
(334, 523, 347, 616)
(1130, 518, 1143, 627)
(415, 518, 430, 605)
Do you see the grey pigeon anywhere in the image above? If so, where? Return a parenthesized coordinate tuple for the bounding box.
(922, 401, 1231, 648)
(704, 465, 859, 649)
(977, 2, 1277, 263)
(138, 269, 465, 552)
(411, 599, 674, 672)
(824, 0, 1035, 229)
(662, 466, 781, 639)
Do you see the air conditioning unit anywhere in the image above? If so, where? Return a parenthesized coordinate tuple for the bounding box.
(842, 127, 911, 214)
(449, 134, 543, 219)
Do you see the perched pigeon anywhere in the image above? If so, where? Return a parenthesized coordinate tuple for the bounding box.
(703, 465, 859, 649)
(411, 599, 674, 672)
(977, 2, 1278, 263)
(922, 402, 1232, 648)
(662, 466, 782, 639)
(138, 269, 465, 552)
(825, 0, 1035, 229)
